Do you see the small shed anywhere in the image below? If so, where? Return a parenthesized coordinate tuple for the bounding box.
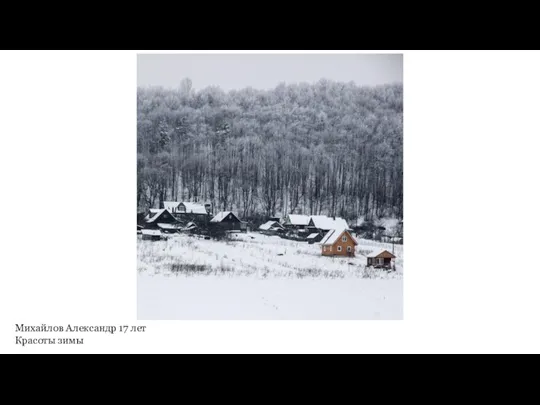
(366, 249, 396, 268)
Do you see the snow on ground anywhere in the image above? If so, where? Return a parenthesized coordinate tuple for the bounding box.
(138, 275, 402, 320)
(137, 232, 403, 320)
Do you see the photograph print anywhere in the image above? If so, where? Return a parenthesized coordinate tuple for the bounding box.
(137, 53, 403, 320)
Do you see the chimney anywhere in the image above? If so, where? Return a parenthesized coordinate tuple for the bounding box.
(204, 202, 212, 214)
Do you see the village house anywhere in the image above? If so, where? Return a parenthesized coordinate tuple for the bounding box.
(307, 215, 350, 235)
(143, 208, 179, 230)
(366, 249, 396, 269)
(173, 202, 211, 223)
(209, 211, 246, 232)
(282, 214, 311, 231)
(163, 201, 212, 215)
(258, 220, 285, 235)
(179, 202, 210, 215)
(320, 228, 358, 257)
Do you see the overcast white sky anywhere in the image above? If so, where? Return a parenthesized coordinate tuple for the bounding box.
(137, 53, 402, 91)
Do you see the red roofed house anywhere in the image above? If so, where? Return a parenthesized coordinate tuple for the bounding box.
(320, 228, 358, 257)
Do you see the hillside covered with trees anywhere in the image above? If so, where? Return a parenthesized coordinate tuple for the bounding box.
(137, 78, 403, 222)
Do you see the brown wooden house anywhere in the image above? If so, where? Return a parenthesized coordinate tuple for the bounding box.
(320, 228, 358, 257)
(366, 249, 396, 268)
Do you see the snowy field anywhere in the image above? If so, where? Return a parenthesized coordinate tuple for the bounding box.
(137, 233, 403, 320)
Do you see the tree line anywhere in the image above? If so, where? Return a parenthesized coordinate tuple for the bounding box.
(137, 78, 403, 223)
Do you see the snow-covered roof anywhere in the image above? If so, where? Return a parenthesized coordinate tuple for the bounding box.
(309, 215, 349, 230)
(286, 214, 311, 226)
(180, 202, 208, 215)
(366, 249, 395, 258)
(210, 211, 239, 223)
(157, 223, 183, 230)
(142, 229, 161, 236)
(145, 208, 161, 220)
(320, 228, 358, 246)
(307, 233, 320, 239)
(163, 201, 181, 211)
(186, 221, 197, 227)
(259, 220, 280, 230)
(146, 209, 166, 223)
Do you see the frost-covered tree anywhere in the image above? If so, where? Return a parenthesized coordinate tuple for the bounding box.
(137, 79, 403, 222)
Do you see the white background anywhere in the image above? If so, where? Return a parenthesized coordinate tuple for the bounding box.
(1, 50, 539, 354)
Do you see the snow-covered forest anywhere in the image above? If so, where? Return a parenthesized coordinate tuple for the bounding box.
(137, 78, 403, 222)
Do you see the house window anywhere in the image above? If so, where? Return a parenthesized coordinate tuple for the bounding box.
(337, 246, 342, 252)
(378, 258, 384, 265)
(329, 246, 332, 252)
(323, 246, 326, 252)
(342, 235, 347, 242)
(347, 246, 352, 253)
